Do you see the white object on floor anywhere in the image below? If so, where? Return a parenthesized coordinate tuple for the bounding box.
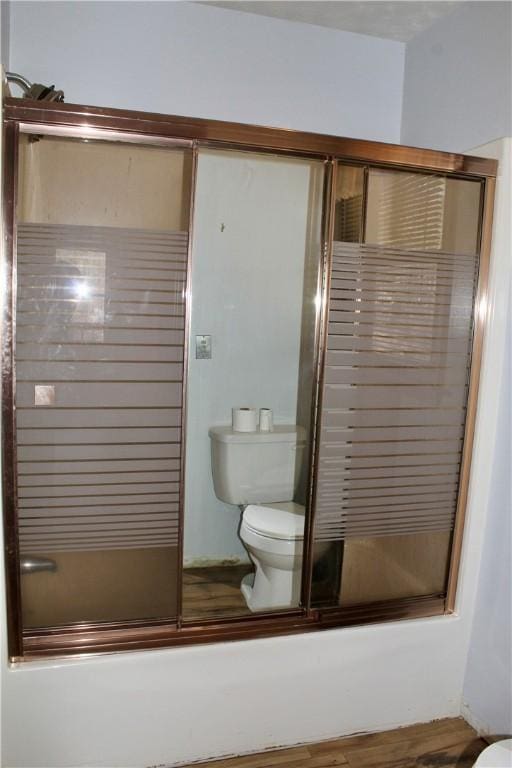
(473, 738, 512, 767)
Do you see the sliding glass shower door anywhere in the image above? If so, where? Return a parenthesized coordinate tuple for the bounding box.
(15, 133, 192, 628)
(312, 165, 483, 607)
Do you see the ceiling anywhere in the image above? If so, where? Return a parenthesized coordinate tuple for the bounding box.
(199, 1, 464, 42)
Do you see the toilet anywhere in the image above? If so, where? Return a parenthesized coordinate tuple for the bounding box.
(473, 739, 512, 767)
(209, 424, 325, 611)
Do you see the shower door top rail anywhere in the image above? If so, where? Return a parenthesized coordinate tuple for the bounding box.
(4, 97, 497, 178)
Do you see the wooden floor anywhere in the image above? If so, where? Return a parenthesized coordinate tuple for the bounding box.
(182, 565, 253, 619)
(182, 718, 487, 768)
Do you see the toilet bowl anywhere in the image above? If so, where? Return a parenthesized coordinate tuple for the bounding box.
(240, 501, 319, 611)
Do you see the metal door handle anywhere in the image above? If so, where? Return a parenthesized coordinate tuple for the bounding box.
(20, 556, 57, 574)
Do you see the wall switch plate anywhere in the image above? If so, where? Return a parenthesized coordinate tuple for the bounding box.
(34, 385, 55, 406)
(195, 335, 212, 359)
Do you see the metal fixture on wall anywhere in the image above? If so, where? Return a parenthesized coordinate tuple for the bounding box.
(5, 71, 64, 101)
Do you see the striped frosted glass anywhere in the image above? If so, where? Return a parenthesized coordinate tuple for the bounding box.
(15, 223, 187, 553)
(313, 240, 479, 542)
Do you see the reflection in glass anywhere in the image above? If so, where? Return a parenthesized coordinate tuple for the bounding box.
(365, 168, 481, 255)
(16, 134, 192, 628)
(182, 149, 324, 620)
(334, 165, 364, 243)
(339, 533, 452, 605)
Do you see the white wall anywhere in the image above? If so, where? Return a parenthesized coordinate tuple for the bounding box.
(0, 1, 9, 71)
(8, 1, 405, 142)
(461, 139, 512, 738)
(401, 1, 512, 152)
(184, 150, 316, 563)
(0, 618, 491, 767)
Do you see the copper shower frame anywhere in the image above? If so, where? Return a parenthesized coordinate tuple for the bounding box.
(1, 98, 496, 661)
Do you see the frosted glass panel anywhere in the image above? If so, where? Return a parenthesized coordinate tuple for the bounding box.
(314, 240, 478, 542)
(16, 224, 185, 554)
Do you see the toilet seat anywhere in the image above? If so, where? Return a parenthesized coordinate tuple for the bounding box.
(243, 502, 305, 540)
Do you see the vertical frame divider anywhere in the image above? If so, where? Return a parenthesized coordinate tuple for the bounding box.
(1, 120, 23, 659)
(445, 176, 496, 611)
(301, 158, 337, 614)
(176, 143, 199, 629)
(360, 165, 369, 244)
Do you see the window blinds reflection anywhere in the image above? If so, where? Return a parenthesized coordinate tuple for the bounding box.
(365, 169, 481, 256)
(16, 223, 187, 553)
(313, 240, 478, 542)
(367, 171, 446, 250)
(334, 166, 364, 243)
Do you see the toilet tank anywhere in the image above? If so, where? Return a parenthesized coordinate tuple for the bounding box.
(209, 425, 305, 505)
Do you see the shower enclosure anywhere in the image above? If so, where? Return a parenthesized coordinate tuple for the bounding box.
(1, 99, 496, 659)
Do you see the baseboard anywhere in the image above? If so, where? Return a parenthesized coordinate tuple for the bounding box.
(183, 556, 250, 568)
(460, 701, 502, 739)
(169, 716, 463, 768)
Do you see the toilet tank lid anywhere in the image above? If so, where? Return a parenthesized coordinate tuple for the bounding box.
(209, 425, 305, 444)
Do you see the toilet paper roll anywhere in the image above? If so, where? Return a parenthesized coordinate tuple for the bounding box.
(232, 407, 258, 432)
(259, 408, 273, 432)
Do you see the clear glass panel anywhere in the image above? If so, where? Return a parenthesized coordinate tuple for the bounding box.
(182, 149, 324, 620)
(16, 134, 192, 628)
(311, 164, 481, 608)
(365, 168, 481, 255)
(339, 533, 451, 605)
